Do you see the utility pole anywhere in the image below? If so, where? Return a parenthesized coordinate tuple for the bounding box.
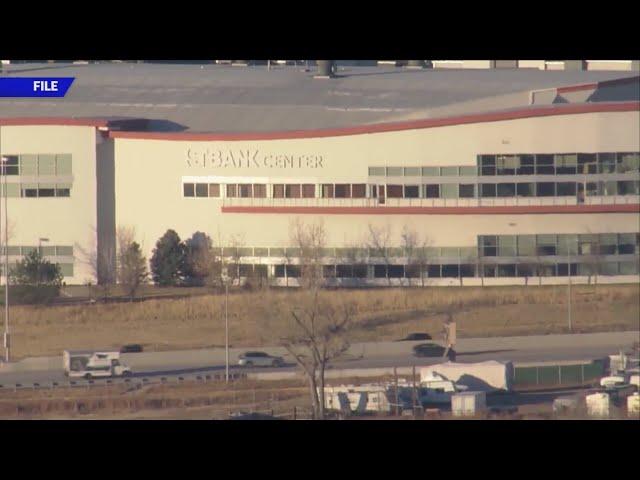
(568, 248, 572, 333)
(1, 150, 9, 363)
(222, 267, 230, 383)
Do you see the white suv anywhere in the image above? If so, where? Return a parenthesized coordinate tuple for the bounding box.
(238, 351, 284, 368)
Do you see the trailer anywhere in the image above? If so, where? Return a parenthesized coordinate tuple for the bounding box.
(63, 350, 132, 379)
(421, 360, 514, 392)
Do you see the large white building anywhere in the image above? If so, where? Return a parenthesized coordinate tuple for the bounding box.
(0, 62, 638, 286)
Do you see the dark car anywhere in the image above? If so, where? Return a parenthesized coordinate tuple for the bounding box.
(120, 344, 143, 353)
(413, 343, 456, 360)
(398, 333, 432, 342)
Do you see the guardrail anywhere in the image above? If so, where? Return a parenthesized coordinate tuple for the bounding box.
(0, 372, 248, 392)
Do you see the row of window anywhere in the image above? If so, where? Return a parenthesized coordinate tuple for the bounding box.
(366, 153, 640, 178)
(1, 263, 74, 277)
(478, 152, 640, 176)
(2, 245, 74, 256)
(228, 260, 640, 279)
(478, 233, 640, 257)
(1, 154, 73, 176)
(184, 180, 640, 200)
(0, 183, 72, 198)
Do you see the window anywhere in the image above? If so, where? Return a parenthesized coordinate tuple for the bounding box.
(353, 265, 368, 278)
(404, 185, 419, 198)
(209, 184, 220, 197)
(603, 181, 617, 196)
(273, 184, 285, 198)
(617, 181, 638, 195)
(497, 183, 515, 197)
(496, 155, 518, 175)
(40, 246, 56, 256)
(479, 155, 496, 176)
(422, 167, 440, 176)
(459, 184, 476, 198)
(498, 236, 517, 256)
(578, 153, 597, 174)
(285, 265, 300, 278)
(599, 262, 618, 276)
(336, 265, 353, 278)
(598, 153, 616, 173)
(274, 265, 286, 277)
(56, 154, 72, 175)
(239, 184, 253, 198)
(2, 156, 19, 175)
(405, 264, 420, 278)
(373, 265, 387, 278)
(368, 167, 386, 176)
(536, 182, 555, 197)
(60, 263, 74, 277)
(38, 154, 56, 175)
(441, 166, 458, 176)
(427, 265, 441, 277)
(55, 184, 71, 197)
(351, 183, 367, 198)
(183, 183, 195, 197)
(22, 184, 38, 197)
(535, 154, 554, 175)
(617, 152, 640, 173)
(404, 167, 421, 176)
(619, 261, 639, 275)
(459, 166, 477, 176)
(441, 265, 459, 278)
(20, 155, 38, 175)
(557, 263, 577, 276)
(56, 246, 74, 256)
(334, 184, 350, 198)
(425, 184, 440, 198)
(441, 184, 458, 199)
(586, 182, 602, 196)
(480, 235, 497, 257)
(226, 184, 237, 198)
(480, 184, 496, 197)
(38, 184, 56, 197)
(497, 264, 516, 277)
(517, 155, 534, 175)
(322, 265, 336, 278)
(387, 265, 404, 278)
(460, 264, 475, 277)
(321, 184, 333, 198)
(196, 183, 208, 197)
(386, 185, 403, 198)
(238, 264, 253, 277)
(301, 184, 315, 198)
(536, 235, 557, 255)
(517, 235, 536, 256)
(386, 167, 403, 176)
(618, 233, 638, 255)
(556, 182, 576, 196)
(557, 235, 578, 256)
(555, 154, 577, 174)
(516, 183, 535, 197)
(285, 184, 301, 198)
(482, 265, 497, 277)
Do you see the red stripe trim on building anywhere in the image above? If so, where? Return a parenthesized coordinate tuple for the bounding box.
(107, 101, 640, 142)
(0, 117, 109, 127)
(221, 204, 640, 215)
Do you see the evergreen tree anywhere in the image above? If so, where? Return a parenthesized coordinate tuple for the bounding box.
(181, 232, 215, 286)
(11, 250, 63, 286)
(119, 241, 148, 299)
(150, 229, 185, 286)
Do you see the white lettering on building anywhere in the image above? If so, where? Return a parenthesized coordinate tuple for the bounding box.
(186, 148, 324, 169)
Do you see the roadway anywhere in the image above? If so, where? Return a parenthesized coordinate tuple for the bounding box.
(0, 331, 637, 387)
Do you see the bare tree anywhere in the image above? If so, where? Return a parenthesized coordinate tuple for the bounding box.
(365, 223, 393, 286)
(261, 289, 355, 419)
(290, 218, 326, 290)
(116, 226, 148, 300)
(75, 226, 116, 300)
(401, 225, 432, 288)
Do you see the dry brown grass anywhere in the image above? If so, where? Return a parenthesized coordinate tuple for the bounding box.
(8, 284, 639, 359)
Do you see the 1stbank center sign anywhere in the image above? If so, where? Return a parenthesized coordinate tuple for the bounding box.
(186, 148, 324, 170)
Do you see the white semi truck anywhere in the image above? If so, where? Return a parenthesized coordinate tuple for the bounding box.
(63, 350, 132, 379)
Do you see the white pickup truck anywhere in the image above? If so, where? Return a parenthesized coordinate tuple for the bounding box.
(63, 350, 132, 379)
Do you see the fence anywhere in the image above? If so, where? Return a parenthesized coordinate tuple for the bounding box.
(513, 359, 606, 387)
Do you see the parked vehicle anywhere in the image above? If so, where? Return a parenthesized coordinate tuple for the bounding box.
(398, 333, 432, 342)
(63, 350, 132, 379)
(238, 351, 284, 368)
(413, 343, 455, 360)
(420, 360, 514, 392)
(120, 344, 143, 353)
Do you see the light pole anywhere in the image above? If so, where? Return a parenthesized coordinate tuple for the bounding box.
(38, 238, 50, 284)
(222, 267, 230, 383)
(568, 244, 573, 333)
(1, 153, 9, 363)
